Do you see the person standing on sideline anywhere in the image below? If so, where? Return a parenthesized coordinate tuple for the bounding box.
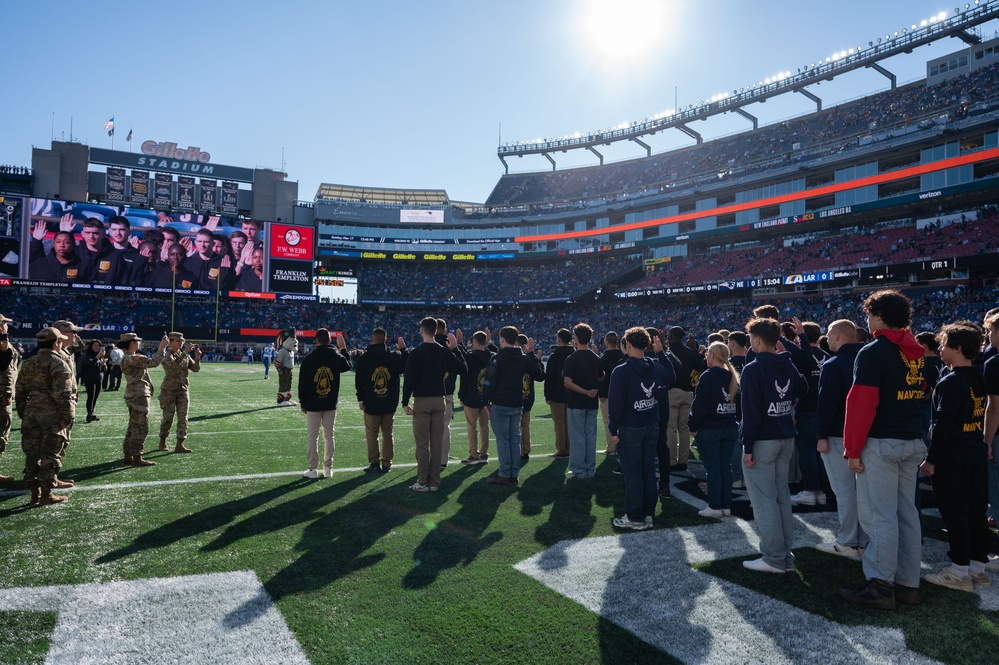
(983, 310, 999, 542)
(688, 341, 740, 518)
(840, 290, 926, 610)
(920, 322, 991, 591)
(298, 329, 351, 479)
(544, 328, 574, 459)
(481, 326, 544, 485)
(15, 327, 77, 505)
(157, 332, 201, 454)
(246, 346, 254, 366)
(740, 318, 807, 573)
(608, 327, 675, 530)
(0, 314, 19, 483)
(518, 333, 545, 462)
(435, 319, 458, 467)
(119, 332, 169, 467)
(261, 342, 275, 380)
(274, 329, 298, 406)
(789, 319, 831, 506)
(727, 331, 750, 490)
(355, 328, 407, 472)
(598, 331, 626, 455)
(665, 325, 706, 471)
(105, 342, 124, 391)
(563, 323, 604, 478)
(458, 331, 494, 465)
(402, 317, 467, 492)
(815, 319, 868, 558)
(79, 340, 105, 423)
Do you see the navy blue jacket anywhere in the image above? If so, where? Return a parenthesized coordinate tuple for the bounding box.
(739, 351, 808, 455)
(607, 356, 675, 436)
(688, 366, 738, 432)
(815, 342, 864, 439)
(482, 346, 544, 408)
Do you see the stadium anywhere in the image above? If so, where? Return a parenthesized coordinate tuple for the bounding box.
(2, 2, 999, 664)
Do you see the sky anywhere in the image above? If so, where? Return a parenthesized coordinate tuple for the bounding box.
(3, 1, 995, 205)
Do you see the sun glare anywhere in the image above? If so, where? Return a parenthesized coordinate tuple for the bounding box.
(580, 0, 673, 63)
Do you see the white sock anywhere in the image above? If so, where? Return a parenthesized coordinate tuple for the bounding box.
(970, 560, 987, 576)
(951, 564, 970, 578)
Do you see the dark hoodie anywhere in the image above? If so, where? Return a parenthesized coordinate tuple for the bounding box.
(815, 342, 864, 440)
(354, 342, 408, 415)
(607, 356, 675, 436)
(688, 366, 738, 432)
(482, 346, 544, 408)
(927, 365, 987, 465)
(739, 351, 808, 455)
(435, 333, 460, 395)
(544, 345, 574, 403)
(844, 329, 926, 458)
(458, 347, 494, 409)
(297, 344, 351, 412)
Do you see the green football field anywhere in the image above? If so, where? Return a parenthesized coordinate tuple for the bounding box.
(0, 362, 997, 664)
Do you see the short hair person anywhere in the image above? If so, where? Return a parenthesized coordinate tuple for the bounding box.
(297, 328, 351, 479)
(840, 290, 926, 609)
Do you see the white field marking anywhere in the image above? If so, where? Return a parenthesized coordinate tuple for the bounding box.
(0, 570, 309, 664)
(516, 477, 996, 664)
(0, 463, 420, 498)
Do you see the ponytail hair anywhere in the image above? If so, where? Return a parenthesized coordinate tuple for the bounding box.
(706, 341, 740, 401)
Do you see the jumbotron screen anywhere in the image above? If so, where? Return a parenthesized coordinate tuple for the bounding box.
(12, 196, 314, 300)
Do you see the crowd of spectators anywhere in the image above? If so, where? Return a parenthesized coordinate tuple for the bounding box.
(3, 283, 997, 356)
(359, 256, 638, 302)
(484, 65, 999, 209)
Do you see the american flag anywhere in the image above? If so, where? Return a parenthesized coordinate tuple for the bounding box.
(103, 116, 114, 130)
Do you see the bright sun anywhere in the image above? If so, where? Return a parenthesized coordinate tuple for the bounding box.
(580, 0, 673, 63)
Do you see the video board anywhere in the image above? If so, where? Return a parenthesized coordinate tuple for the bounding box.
(14, 197, 314, 300)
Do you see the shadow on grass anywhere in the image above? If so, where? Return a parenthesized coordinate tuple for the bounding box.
(94, 478, 311, 564)
(699, 548, 999, 664)
(51, 459, 135, 484)
(189, 405, 286, 422)
(401, 466, 509, 589)
(0, 491, 34, 517)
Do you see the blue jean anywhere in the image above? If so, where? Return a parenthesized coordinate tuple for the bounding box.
(698, 428, 738, 509)
(989, 435, 999, 524)
(731, 440, 744, 483)
(855, 437, 924, 587)
(793, 411, 821, 491)
(744, 438, 796, 570)
(617, 423, 659, 521)
(821, 437, 868, 549)
(490, 405, 523, 479)
(567, 408, 597, 477)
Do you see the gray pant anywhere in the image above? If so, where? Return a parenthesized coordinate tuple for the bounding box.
(744, 438, 796, 571)
(855, 437, 924, 587)
(821, 437, 868, 549)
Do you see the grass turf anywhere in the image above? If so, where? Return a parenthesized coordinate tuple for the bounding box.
(0, 362, 996, 663)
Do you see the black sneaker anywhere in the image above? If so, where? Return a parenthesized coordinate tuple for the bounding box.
(612, 466, 623, 475)
(520, 454, 529, 462)
(379, 465, 391, 473)
(477, 454, 489, 464)
(658, 485, 671, 499)
(460, 456, 479, 465)
(840, 578, 896, 611)
(364, 463, 380, 473)
(554, 454, 569, 459)
(485, 476, 515, 485)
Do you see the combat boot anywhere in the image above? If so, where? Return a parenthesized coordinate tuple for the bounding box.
(131, 455, 157, 467)
(52, 477, 75, 488)
(158, 437, 169, 451)
(28, 488, 40, 505)
(37, 489, 67, 505)
(122, 455, 134, 466)
(174, 439, 192, 454)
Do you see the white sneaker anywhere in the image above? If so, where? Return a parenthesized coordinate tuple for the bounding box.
(612, 515, 650, 531)
(644, 516, 654, 527)
(721, 509, 732, 516)
(323, 467, 332, 478)
(285, 399, 297, 406)
(742, 557, 787, 573)
(924, 567, 974, 592)
(816, 491, 827, 505)
(816, 542, 863, 558)
(698, 507, 724, 518)
(790, 490, 817, 505)
(987, 555, 999, 571)
(302, 469, 318, 479)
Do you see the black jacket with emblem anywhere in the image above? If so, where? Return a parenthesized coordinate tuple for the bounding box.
(354, 343, 407, 415)
(298, 344, 351, 412)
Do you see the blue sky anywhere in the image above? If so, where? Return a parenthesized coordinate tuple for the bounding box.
(2, 1, 991, 204)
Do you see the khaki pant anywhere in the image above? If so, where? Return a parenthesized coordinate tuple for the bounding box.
(599, 397, 615, 453)
(443, 395, 454, 463)
(520, 410, 532, 456)
(464, 405, 489, 456)
(306, 409, 336, 471)
(667, 388, 694, 465)
(364, 412, 394, 466)
(550, 401, 569, 455)
(412, 396, 446, 486)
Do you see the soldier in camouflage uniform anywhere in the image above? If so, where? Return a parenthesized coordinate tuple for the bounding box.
(0, 314, 19, 483)
(157, 332, 202, 453)
(49, 319, 84, 488)
(118, 332, 168, 467)
(15, 327, 77, 505)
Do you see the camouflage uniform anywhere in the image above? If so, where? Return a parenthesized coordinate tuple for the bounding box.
(158, 344, 201, 449)
(121, 348, 165, 458)
(15, 349, 77, 493)
(0, 343, 19, 472)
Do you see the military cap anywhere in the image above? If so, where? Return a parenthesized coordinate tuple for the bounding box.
(52, 319, 83, 332)
(119, 332, 143, 342)
(167, 332, 185, 342)
(37, 327, 69, 342)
